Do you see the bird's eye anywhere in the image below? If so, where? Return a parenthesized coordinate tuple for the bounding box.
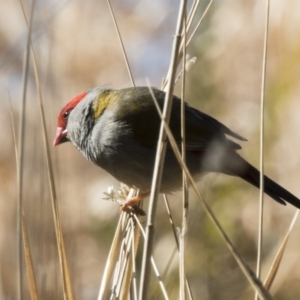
(63, 110, 70, 119)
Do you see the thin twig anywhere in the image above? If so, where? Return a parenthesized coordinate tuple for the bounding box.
(22, 215, 39, 300)
(130, 218, 138, 300)
(32, 31, 74, 300)
(99, 213, 126, 299)
(115, 221, 134, 297)
(186, 0, 213, 47)
(186, 0, 200, 33)
(107, 0, 135, 87)
(147, 87, 273, 300)
(162, 0, 212, 91)
(139, 2, 187, 299)
(264, 210, 299, 290)
(162, 195, 193, 299)
(180, 10, 188, 300)
(149, 245, 177, 300)
(19, 0, 74, 297)
(9, 91, 39, 300)
(132, 214, 170, 300)
(17, 1, 35, 299)
(256, 1, 270, 299)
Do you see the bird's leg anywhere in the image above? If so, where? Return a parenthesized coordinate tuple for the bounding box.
(120, 191, 150, 216)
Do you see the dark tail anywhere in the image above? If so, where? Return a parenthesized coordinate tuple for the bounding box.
(223, 153, 300, 209)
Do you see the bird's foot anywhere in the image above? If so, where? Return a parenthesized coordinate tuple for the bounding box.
(120, 192, 149, 216)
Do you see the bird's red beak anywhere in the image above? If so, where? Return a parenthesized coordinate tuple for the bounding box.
(53, 127, 68, 146)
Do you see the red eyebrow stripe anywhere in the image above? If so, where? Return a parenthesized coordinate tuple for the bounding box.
(57, 91, 88, 127)
(62, 91, 88, 112)
(69, 91, 88, 107)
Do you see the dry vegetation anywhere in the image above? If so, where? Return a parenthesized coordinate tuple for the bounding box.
(1, 0, 300, 299)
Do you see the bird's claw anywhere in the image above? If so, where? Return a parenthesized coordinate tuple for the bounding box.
(120, 192, 149, 216)
(120, 203, 146, 216)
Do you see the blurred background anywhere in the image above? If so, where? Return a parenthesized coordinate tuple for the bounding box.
(1, 0, 300, 299)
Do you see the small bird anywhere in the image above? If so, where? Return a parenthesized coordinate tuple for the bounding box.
(53, 86, 300, 211)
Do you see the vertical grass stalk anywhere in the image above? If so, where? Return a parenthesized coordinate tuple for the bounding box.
(256, 1, 270, 299)
(139, 1, 187, 299)
(180, 9, 188, 300)
(149, 88, 273, 300)
(17, 1, 35, 298)
(106, 0, 135, 87)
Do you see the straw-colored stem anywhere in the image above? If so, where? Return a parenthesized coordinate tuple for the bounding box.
(17, 1, 35, 299)
(255, 1, 270, 299)
(18, 0, 74, 297)
(180, 10, 188, 300)
(148, 87, 273, 300)
(129, 218, 139, 300)
(107, 0, 135, 87)
(114, 221, 134, 297)
(98, 213, 125, 299)
(149, 245, 177, 300)
(139, 2, 186, 299)
(162, 195, 193, 298)
(133, 215, 170, 300)
(162, 0, 212, 91)
(186, 0, 200, 32)
(9, 92, 39, 300)
(264, 210, 299, 290)
(186, 0, 213, 47)
(22, 214, 39, 300)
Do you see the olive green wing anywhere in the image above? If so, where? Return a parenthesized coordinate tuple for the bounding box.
(113, 87, 246, 150)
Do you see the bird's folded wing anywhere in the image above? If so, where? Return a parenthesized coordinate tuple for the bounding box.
(114, 87, 247, 151)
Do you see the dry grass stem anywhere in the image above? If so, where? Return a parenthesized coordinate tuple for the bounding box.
(132, 215, 170, 299)
(264, 210, 299, 290)
(180, 12, 188, 300)
(162, 195, 193, 298)
(186, 0, 213, 47)
(127, 218, 139, 300)
(148, 87, 273, 300)
(19, 0, 74, 297)
(9, 92, 39, 300)
(98, 189, 141, 299)
(17, 1, 35, 298)
(22, 215, 39, 300)
(139, 2, 187, 298)
(186, 0, 200, 31)
(114, 225, 133, 296)
(149, 246, 177, 300)
(162, 0, 212, 91)
(256, 1, 270, 299)
(98, 213, 126, 299)
(107, 0, 135, 87)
